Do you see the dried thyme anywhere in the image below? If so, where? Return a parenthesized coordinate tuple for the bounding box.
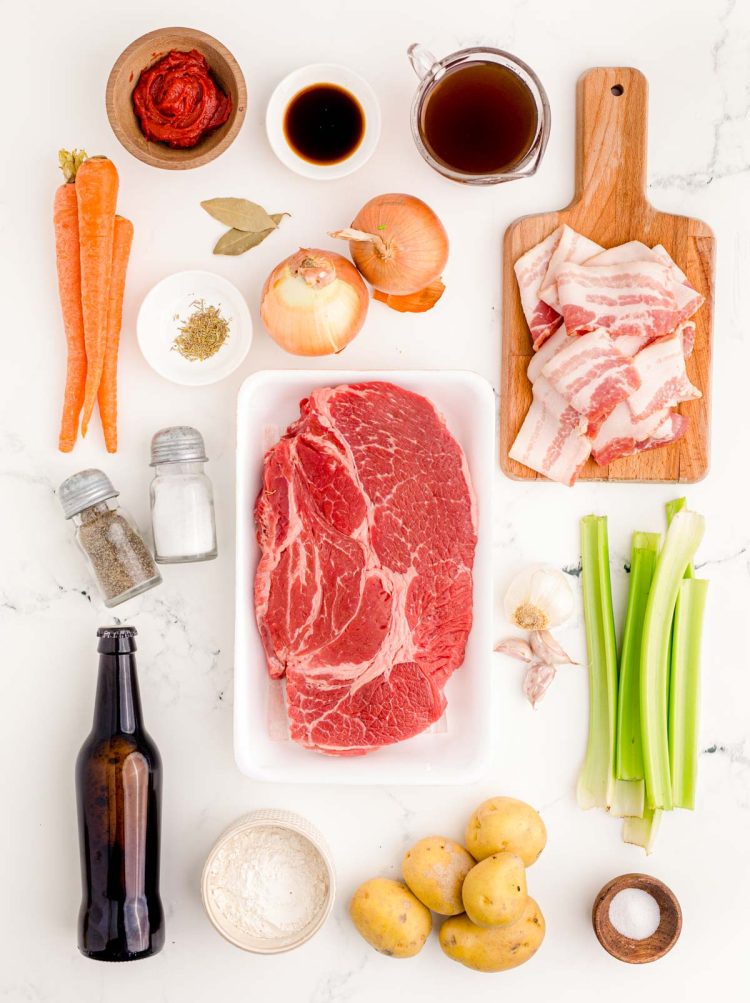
(172, 300, 231, 362)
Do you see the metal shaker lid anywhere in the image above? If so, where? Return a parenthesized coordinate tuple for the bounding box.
(150, 426, 208, 466)
(58, 468, 119, 519)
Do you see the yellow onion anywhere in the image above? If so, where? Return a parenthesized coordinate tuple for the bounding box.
(260, 248, 369, 356)
(330, 194, 449, 295)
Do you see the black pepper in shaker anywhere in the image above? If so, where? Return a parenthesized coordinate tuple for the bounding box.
(59, 469, 162, 607)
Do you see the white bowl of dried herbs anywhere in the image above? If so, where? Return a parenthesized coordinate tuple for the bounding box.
(137, 270, 253, 386)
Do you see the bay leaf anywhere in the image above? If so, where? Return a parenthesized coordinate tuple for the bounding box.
(212, 212, 290, 255)
(201, 197, 278, 233)
(213, 226, 275, 255)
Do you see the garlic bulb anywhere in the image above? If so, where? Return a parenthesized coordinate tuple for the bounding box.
(504, 565, 574, 631)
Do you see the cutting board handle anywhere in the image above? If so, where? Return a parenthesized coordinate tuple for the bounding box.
(574, 67, 650, 211)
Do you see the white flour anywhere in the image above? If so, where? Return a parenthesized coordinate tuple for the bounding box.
(209, 825, 329, 939)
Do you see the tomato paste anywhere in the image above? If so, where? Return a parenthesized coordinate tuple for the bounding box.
(132, 49, 232, 149)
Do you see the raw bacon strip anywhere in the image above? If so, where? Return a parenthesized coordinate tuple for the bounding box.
(651, 244, 704, 324)
(542, 327, 641, 422)
(556, 260, 681, 354)
(628, 330, 702, 421)
(589, 402, 671, 466)
(586, 243, 703, 328)
(514, 226, 564, 350)
(677, 320, 697, 359)
(638, 411, 689, 453)
(584, 240, 654, 266)
(509, 376, 591, 486)
(527, 328, 570, 384)
(538, 225, 604, 311)
(651, 244, 688, 283)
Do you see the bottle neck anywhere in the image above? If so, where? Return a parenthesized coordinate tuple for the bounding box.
(92, 652, 144, 736)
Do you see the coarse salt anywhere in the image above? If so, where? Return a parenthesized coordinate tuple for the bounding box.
(608, 887, 661, 940)
(208, 825, 329, 940)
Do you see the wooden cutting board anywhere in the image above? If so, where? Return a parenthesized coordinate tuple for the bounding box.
(500, 67, 714, 482)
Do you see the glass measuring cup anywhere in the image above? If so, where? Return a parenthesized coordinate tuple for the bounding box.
(407, 43, 551, 185)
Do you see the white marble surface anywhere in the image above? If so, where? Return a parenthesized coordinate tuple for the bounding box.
(2, 0, 749, 998)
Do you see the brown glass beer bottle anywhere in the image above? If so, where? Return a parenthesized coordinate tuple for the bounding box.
(76, 626, 164, 961)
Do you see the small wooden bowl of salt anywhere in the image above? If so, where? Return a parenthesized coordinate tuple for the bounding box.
(592, 873, 682, 963)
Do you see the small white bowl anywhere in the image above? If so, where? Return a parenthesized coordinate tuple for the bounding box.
(137, 270, 252, 386)
(266, 64, 380, 180)
(201, 809, 335, 954)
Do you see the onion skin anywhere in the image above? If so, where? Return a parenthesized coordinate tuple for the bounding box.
(373, 280, 445, 313)
(260, 248, 369, 356)
(339, 194, 449, 295)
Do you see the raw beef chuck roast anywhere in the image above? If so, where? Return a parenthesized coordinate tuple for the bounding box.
(253, 382, 477, 756)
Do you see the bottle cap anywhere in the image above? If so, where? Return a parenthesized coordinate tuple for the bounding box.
(150, 426, 208, 466)
(58, 469, 119, 519)
(97, 625, 138, 654)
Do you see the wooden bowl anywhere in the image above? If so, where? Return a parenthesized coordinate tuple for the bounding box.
(592, 873, 682, 964)
(106, 27, 247, 170)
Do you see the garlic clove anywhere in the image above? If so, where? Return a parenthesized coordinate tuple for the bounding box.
(529, 630, 579, 666)
(504, 564, 574, 631)
(494, 638, 534, 662)
(522, 660, 557, 708)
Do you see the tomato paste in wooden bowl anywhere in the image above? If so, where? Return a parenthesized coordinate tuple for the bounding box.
(106, 27, 247, 170)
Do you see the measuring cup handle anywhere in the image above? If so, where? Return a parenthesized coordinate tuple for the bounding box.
(408, 44, 439, 80)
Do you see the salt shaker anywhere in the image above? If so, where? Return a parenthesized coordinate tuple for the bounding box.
(59, 469, 162, 607)
(149, 427, 218, 564)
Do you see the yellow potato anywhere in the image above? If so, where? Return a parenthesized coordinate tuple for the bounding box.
(439, 897, 546, 972)
(465, 797, 547, 866)
(349, 878, 432, 958)
(461, 851, 527, 927)
(401, 836, 475, 916)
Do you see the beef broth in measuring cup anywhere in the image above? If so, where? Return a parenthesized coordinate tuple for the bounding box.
(407, 44, 550, 184)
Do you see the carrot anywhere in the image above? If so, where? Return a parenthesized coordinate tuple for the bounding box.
(76, 156, 119, 435)
(54, 150, 88, 452)
(98, 216, 134, 453)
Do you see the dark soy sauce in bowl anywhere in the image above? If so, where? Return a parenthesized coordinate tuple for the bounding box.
(284, 84, 365, 165)
(419, 61, 538, 175)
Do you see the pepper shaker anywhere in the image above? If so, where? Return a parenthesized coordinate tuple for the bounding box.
(59, 469, 162, 607)
(149, 427, 218, 564)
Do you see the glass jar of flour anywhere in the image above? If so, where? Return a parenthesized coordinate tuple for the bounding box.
(149, 427, 218, 564)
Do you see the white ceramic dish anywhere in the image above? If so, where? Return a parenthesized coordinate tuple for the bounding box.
(265, 64, 381, 180)
(137, 270, 252, 386)
(234, 370, 495, 785)
(201, 809, 335, 954)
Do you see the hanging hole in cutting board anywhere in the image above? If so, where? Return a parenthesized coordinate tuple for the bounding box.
(611, 84, 624, 96)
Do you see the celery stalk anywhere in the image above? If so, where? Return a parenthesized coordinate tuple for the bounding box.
(641, 510, 705, 810)
(609, 777, 645, 819)
(622, 807, 663, 854)
(666, 498, 694, 578)
(616, 532, 660, 781)
(577, 516, 619, 810)
(669, 578, 708, 809)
